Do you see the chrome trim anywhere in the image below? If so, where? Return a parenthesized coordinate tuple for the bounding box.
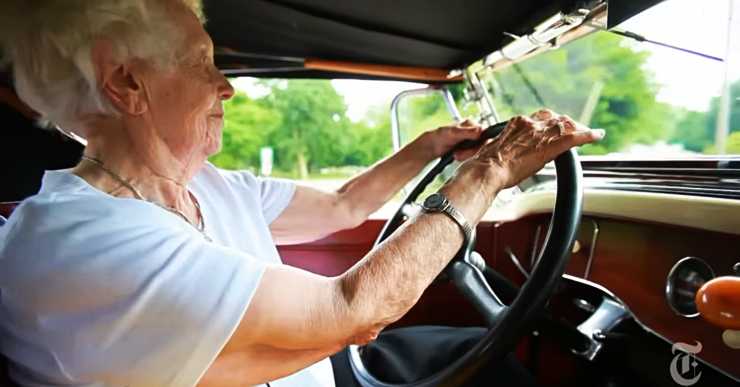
(464, 67, 500, 125)
(483, 8, 590, 67)
(562, 274, 623, 302)
(574, 298, 629, 361)
(441, 88, 461, 121)
(530, 224, 543, 268)
(389, 87, 458, 152)
(560, 275, 739, 383)
(505, 247, 530, 279)
(665, 256, 716, 318)
(583, 219, 599, 279)
(390, 87, 433, 151)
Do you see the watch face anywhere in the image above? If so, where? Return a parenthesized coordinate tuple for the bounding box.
(424, 193, 444, 208)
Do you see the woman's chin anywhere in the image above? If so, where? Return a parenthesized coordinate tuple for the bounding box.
(204, 127, 223, 156)
(204, 140, 222, 158)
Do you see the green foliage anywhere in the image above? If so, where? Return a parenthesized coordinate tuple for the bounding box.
(706, 80, 740, 138)
(259, 80, 348, 178)
(669, 79, 740, 153)
(209, 92, 278, 170)
(343, 106, 393, 166)
(210, 80, 391, 177)
(488, 33, 674, 155)
(669, 109, 710, 152)
(725, 131, 740, 153)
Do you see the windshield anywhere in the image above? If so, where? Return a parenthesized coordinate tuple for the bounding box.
(480, 0, 740, 157)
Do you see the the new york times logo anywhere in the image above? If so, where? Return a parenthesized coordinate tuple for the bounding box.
(670, 341, 702, 386)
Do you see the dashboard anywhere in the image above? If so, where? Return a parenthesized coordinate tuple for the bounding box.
(491, 189, 740, 381)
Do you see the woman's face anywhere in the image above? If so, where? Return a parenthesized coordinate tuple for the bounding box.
(139, 2, 234, 170)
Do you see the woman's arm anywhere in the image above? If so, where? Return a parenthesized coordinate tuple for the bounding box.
(205, 113, 603, 385)
(269, 122, 483, 245)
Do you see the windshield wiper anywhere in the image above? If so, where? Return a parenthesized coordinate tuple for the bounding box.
(607, 28, 724, 62)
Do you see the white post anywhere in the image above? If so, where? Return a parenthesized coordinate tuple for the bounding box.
(715, 0, 736, 154)
(260, 147, 273, 176)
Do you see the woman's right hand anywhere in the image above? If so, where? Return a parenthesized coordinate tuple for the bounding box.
(468, 109, 604, 190)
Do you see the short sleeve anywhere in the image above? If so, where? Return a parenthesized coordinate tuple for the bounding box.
(0, 201, 269, 386)
(256, 176, 296, 224)
(214, 166, 296, 224)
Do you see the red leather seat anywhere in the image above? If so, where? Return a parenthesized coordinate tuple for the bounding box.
(0, 202, 19, 219)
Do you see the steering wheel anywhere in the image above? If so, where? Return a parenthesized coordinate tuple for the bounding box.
(348, 120, 583, 386)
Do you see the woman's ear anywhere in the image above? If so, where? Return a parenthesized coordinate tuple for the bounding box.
(91, 39, 147, 115)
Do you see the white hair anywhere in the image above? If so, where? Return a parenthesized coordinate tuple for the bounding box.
(0, 0, 204, 134)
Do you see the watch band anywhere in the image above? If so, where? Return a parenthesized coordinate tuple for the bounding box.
(441, 201, 474, 241)
(421, 192, 474, 243)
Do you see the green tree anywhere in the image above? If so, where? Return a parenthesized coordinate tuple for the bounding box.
(669, 109, 710, 152)
(211, 79, 394, 176)
(209, 92, 278, 170)
(702, 80, 740, 153)
(488, 33, 672, 155)
(725, 131, 740, 153)
(260, 80, 349, 179)
(343, 106, 393, 166)
(670, 79, 740, 154)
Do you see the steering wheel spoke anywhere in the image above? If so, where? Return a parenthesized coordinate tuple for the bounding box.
(448, 260, 507, 326)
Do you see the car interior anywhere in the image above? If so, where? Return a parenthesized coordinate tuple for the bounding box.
(1, 0, 739, 386)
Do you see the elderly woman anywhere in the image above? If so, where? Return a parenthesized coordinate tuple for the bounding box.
(0, 0, 603, 386)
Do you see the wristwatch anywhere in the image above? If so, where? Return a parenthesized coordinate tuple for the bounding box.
(421, 192, 474, 244)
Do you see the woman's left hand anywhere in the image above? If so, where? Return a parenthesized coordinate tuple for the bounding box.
(421, 119, 484, 161)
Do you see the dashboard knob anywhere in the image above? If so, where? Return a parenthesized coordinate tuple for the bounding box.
(723, 330, 740, 349)
(695, 276, 740, 330)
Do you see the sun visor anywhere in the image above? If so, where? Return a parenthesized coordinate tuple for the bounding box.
(607, 0, 665, 28)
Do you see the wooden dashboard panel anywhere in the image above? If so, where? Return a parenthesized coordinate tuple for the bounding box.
(496, 214, 740, 380)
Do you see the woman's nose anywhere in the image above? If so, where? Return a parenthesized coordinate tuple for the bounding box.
(218, 76, 235, 101)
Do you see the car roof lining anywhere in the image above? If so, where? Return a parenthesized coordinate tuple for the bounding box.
(205, 0, 589, 81)
(0, 1, 664, 85)
(205, 0, 664, 81)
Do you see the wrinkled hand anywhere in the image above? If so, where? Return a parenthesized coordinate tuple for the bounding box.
(423, 119, 484, 161)
(469, 109, 604, 189)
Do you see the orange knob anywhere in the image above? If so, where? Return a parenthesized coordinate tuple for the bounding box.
(696, 276, 740, 330)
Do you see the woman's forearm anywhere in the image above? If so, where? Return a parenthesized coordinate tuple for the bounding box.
(337, 162, 501, 341)
(336, 133, 436, 223)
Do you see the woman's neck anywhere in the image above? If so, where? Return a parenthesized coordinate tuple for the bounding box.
(71, 123, 202, 220)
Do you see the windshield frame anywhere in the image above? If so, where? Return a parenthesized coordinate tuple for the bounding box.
(468, 0, 740, 160)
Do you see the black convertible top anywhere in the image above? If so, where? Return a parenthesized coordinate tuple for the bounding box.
(205, 0, 662, 81)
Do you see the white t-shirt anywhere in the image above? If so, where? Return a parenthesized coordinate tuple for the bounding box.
(0, 164, 335, 387)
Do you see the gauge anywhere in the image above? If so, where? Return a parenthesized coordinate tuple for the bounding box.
(665, 257, 716, 318)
